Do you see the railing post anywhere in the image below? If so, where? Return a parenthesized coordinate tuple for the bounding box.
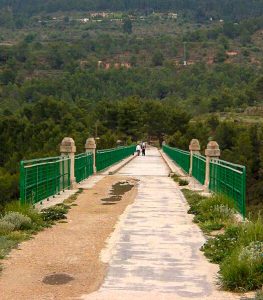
(204, 141, 220, 190)
(60, 137, 76, 189)
(189, 139, 200, 176)
(85, 137, 97, 174)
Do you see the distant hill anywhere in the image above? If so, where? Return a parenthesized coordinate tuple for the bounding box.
(0, 0, 263, 20)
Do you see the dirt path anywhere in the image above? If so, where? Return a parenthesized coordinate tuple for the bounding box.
(0, 176, 138, 300)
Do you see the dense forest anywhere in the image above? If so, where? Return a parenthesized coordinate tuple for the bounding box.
(0, 4, 262, 214)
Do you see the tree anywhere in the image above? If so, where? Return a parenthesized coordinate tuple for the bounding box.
(152, 51, 164, 66)
(223, 22, 238, 39)
(130, 55, 137, 67)
(123, 18, 132, 34)
(214, 47, 227, 63)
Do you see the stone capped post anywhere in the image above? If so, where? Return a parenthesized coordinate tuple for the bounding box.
(85, 137, 97, 174)
(189, 139, 201, 176)
(204, 141, 220, 190)
(60, 137, 76, 188)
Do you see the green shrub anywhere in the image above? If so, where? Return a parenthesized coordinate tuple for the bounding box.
(219, 246, 263, 291)
(2, 212, 32, 230)
(5, 201, 44, 227)
(183, 190, 263, 292)
(198, 194, 235, 214)
(200, 221, 224, 232)
(0, 220, 15, 235)
(184, 190, 235, 231)
(182, 189, 205, 215)
(201, 225, 241, 263)
(7, 231, 29, 242)
(238, 216, 263, 247)
(41, 204, 69, 222)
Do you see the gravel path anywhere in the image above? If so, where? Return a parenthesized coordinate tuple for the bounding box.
(0, 176, 137, 300)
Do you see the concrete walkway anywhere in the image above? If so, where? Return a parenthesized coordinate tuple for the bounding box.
(82, 148, 240, 300)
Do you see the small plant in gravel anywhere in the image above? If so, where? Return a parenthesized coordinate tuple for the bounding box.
(171, 173, 180, 182)
(0, 236, 17, 259)
(2, 212, 32, 230)
(171, 174, 189, 186)
(41, 204, 70, 222)
(179, 179, 189, 186)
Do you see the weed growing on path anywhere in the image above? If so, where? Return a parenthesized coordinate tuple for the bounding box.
(41, 204, 70, 222)
(171, 174, 189, 186)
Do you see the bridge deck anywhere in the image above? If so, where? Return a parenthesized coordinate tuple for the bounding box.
(83, 148, 239, 300)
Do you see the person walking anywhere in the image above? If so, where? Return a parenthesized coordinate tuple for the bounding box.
(136, 143, 141, 156)
(141, 142, 146, 156)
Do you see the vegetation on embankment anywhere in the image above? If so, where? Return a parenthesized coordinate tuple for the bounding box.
(0, 190, 81, 263)
(183, 189, 263, 293)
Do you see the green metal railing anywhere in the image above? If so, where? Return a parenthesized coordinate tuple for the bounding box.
(209, 159, 246, 218)
(162, 144, 190, 173)
(192, 154, 206, 185)
(75, 152, 93, 183)
(20, 156, 71, 205)
(163, 143, 246, 218)
(96, 145, 136, 172)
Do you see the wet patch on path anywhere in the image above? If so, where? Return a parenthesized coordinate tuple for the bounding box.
(42, 273, 74, 285)
(101, 181, 135, 205)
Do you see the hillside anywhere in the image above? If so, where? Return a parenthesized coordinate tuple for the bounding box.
(0, 0, 263, 21)
(0, 6, 262, 214)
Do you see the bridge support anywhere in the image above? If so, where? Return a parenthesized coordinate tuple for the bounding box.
(204, 141, 220, 191)
(189, 139, 201, 176)
(85, 137, 97, 174)
(60, 137, 77, 188)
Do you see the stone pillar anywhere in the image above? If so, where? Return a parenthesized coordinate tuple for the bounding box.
(204, 141, 220, 189)
(85, 137, 97, 173)
(189, 139, 201, 176)
(60, 137, 76, 189)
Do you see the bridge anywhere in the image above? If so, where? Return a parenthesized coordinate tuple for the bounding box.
(1, 137, 246, 300)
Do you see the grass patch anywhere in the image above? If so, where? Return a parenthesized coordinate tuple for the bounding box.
(171, 174, 189, 186)
(255, 290, 263, 300)
(0, 236, 18, 259)
(183, 188, 263, 292)
(182, 189, 235, 233)
(201, 225, 241, 263)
